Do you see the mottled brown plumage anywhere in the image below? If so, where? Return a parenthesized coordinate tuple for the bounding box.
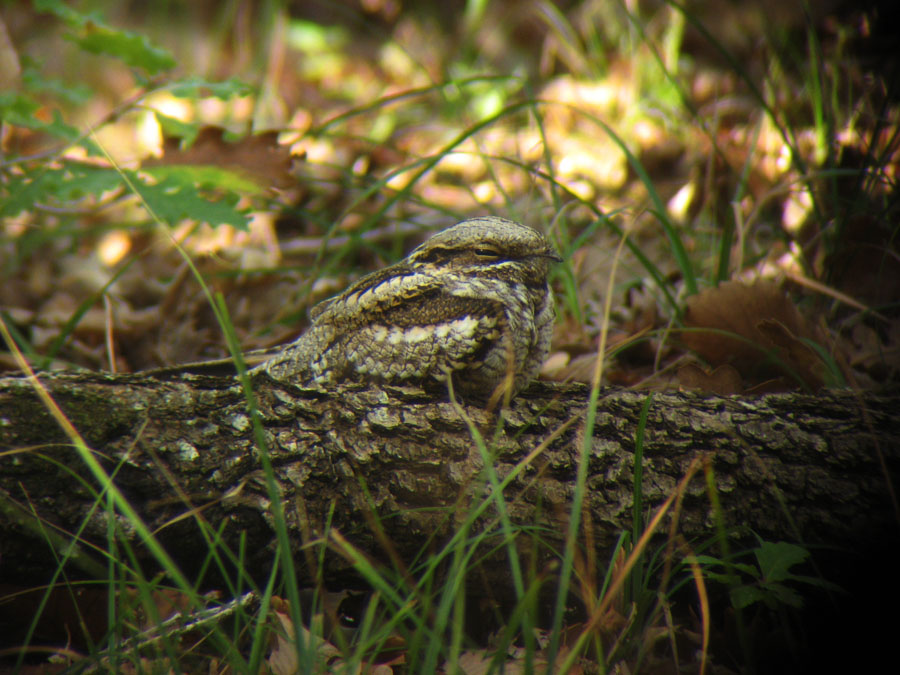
(258, 217, 561, 399)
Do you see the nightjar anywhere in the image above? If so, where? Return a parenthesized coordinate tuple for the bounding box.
(258, 217, 561, 399)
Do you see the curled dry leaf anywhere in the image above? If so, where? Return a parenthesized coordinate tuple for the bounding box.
(683, 280, 827, 391)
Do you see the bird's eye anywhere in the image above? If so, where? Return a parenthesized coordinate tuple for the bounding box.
(417, 247, 447, 264)
(473, 248, 500, 258)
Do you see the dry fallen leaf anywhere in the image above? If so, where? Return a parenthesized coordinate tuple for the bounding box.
(144, 126, 297, 190)
(267, 606, 342, 675)
(683, 280, 827, 391)
(756, 318, 825, 389)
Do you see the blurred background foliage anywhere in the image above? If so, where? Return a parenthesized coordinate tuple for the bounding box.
(1, 0, 898, 388)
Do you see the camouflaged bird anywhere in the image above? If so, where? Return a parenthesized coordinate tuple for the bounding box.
(258, 216, 561, 399)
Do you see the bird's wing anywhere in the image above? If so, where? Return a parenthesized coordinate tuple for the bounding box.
(322, 282, 505, 382)
(264, 267, 507, 385)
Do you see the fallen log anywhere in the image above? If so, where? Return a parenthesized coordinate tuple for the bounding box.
(0, 373, 900, 596)
(1, 371, 898, 591)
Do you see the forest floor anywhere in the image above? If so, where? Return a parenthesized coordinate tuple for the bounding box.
(1, 1, 898, 672)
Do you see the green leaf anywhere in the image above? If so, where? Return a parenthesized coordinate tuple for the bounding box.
(33, 0, 84, 24)
(0, 93, 80, 143)
(153, 112, 200, 147)
(730, 580, 804, 610)
(729, 585, 768, 610)
(142, 166, 263, 195)
(22, 62, 93, 105)
(691, 556, 758, 578)
(765, 582, 805, 609)
(754, 541, 809, 583)
(127, 171, 249, 230)
(0, 165, 123, 218)
(43, 109, 81, 142)
(720, 540, 828, 610)
(35, 0, 174, 74)
(168, 77, 254, 100)
(69, 21, 175, 74)
(0, 92, 40, 127)
(702, 570, 742, 586)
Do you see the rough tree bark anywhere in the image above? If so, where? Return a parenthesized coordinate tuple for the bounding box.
(1, 371, 898, 593)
